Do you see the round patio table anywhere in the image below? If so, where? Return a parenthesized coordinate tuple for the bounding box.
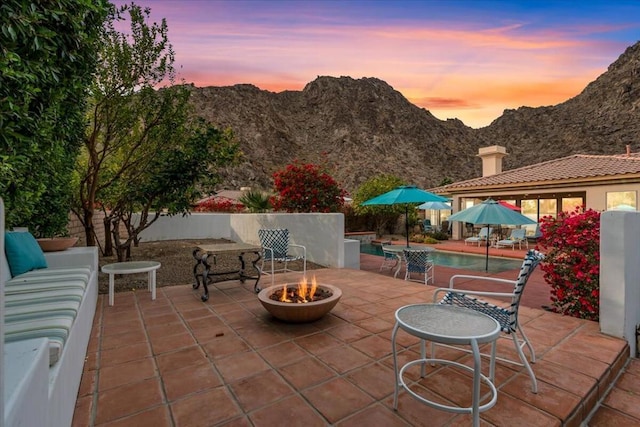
(102, 261, 161, 306)
(391, 303, 500, 427)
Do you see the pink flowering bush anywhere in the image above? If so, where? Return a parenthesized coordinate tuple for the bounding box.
(271, 161, 347, 212)
(195, 197, 244, 213)
(537, 206, 600, 321)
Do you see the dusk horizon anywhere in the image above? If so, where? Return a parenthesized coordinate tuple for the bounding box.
(112, 0, 640, 128)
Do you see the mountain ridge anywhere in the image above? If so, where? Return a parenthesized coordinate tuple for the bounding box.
(189, 41, 640, 194)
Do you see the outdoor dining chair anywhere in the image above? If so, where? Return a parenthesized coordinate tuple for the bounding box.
(432, 249, 545, 393)
(258, 228, 307, 286)
(403, 248, 435, 285)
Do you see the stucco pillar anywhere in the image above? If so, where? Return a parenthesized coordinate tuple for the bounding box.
(600, 210, 640, 356)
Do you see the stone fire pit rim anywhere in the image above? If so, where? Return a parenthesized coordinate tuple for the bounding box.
(257, 282, 342, 323)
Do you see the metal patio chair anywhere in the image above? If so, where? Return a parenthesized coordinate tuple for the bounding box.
(258, 228, 306, 286)
(432, 249, 544, 393)
(403, 248, 435, 285)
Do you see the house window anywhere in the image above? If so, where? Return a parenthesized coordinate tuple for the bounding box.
(606, 191, 637, 210)
(562, 197, 583, 212)
(539, 199, 557, 219)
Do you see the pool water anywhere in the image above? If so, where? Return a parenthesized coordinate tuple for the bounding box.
(360, 244, 522, 273)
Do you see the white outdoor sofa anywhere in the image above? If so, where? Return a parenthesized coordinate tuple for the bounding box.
(1, 200, 98, 427)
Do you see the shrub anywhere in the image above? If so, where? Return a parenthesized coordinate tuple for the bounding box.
(427, 230, 450, 241)
(271, 161, 347, 212)
(195, 197, 244, 213)
(537, 207, 600, 321)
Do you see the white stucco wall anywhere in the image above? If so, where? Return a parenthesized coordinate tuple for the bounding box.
(600, 211, 640, 356)
(137, 212, 346, 268)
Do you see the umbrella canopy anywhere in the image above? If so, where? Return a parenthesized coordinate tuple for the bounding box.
(361, 185, 448, 247)
(448, 198, 537, 270)
(416, 201, 452, 210)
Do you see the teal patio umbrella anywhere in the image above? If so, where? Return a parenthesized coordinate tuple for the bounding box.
(448, 198, 537, 271)
(416, 201, 452, 210)
(361, 185, 448, 247)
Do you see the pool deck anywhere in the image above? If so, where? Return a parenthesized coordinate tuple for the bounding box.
(73, 238, 640, 426)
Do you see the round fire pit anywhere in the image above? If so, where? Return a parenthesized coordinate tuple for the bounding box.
(258, 283, 342, 323)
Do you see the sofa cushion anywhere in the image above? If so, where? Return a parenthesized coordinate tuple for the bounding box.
(4, 288, 86, 307)
(4, 315, 75, 366)
(4, 231, 48, 277)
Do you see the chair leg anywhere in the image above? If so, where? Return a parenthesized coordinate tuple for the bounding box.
(517, 324, 536, 363)
(510, 332, 538, 393)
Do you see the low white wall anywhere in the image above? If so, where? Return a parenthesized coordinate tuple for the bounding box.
(600, 211, 640, 356)
(138, 213, 232, 240)
(138, 212, 346, 268)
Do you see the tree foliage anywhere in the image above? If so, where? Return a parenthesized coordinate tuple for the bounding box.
(0, 0, 108, 235)
(76, 2, 239, 259)
(351, 174, 405, 235)
(271, 161, 347, 212)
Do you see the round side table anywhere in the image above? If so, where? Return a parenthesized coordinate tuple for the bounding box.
(102, 261, 161, 306)
(392, 303, 501, 427)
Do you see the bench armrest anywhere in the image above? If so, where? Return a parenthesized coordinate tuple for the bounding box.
(44, 247, 98, 272)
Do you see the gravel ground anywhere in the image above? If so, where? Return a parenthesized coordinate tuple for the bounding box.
(97, 238, 324, 294)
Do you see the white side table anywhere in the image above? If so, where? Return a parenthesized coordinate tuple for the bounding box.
(392, 304, 501, 427)
(102, 261, 161, 306)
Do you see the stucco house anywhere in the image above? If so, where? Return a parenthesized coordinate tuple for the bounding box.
(433, 145, 640, 240)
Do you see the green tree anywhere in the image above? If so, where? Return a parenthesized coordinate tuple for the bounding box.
(0, 0, 108, 235)
(352, 175, 405, 236)
(104, 121, 239, 261)
(271, 161, 347, 212)
(75, 2, 240, 258)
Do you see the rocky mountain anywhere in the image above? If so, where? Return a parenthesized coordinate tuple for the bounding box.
(189, 41, 640, 194)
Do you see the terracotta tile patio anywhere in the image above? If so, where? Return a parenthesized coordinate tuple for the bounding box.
(74, 244, 638, 426)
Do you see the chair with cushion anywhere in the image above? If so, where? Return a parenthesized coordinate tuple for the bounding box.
(403, 248, 435, 285)
(432, 249, 544, 393)
(258, 228, 306, 286)
(495, 228, 528, 250)
(464, 226, 492, 246)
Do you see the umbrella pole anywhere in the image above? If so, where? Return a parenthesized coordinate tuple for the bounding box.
(405, 205, 410, 248)
(485, 224, 490, 271)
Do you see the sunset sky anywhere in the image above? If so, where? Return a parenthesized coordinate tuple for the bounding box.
(112, 0, 640, 128)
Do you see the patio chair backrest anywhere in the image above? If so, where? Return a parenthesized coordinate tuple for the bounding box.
(258, 228, 290, 260)
(403, 249, 433, 274)
(479, 227, 491, 238)
(510, 228, 526, 240)
(507, 249, 544, 330)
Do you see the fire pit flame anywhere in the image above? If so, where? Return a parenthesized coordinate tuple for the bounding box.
(279, 276, 320, 303)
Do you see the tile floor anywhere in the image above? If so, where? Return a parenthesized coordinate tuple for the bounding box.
(73, 249, 637, 426)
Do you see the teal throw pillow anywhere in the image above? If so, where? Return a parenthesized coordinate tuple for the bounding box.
(4, 231, 48, 277)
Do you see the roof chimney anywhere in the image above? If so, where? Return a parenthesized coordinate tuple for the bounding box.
(626, 144, 631, 156)
(477, 145, 508, 177)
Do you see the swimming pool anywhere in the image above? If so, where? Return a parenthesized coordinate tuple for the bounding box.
(360, 244, 522, 273)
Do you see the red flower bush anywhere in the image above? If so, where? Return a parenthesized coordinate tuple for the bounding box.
(537, 206, 600, 321)
(271, 161, 347, 212)
(195, 197, 244, 213)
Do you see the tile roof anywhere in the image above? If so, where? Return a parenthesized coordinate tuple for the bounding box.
(439, 153, 640, 192)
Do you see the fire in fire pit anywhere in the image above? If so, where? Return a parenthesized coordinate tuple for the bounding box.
(269, 276, 333, 303)
(258, 276, 342, 323)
